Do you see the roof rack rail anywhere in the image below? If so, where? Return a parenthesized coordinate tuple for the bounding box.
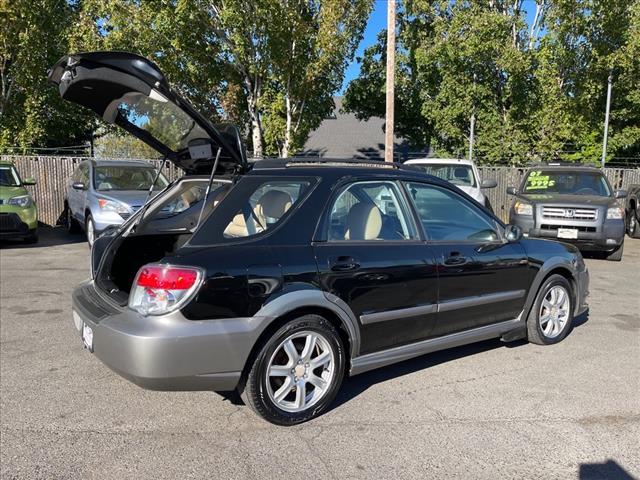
(285, 159, 401, 169)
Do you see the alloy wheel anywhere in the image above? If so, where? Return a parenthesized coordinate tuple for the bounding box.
(539, 285, 570, 338)
(265, 331, 336, 413)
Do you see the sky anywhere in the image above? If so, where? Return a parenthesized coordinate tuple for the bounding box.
(341, 0, 541, 93)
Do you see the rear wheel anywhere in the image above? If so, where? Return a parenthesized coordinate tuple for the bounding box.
(606, 242, 623, 261)
(527, 274, 574, 345)
(66, 204, 80, 234)
(241, 314, 345, 425)
(627, 209, 640, 238)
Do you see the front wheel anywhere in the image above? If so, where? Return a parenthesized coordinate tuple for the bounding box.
(85, 214, 96, 247)
(241, 314, 345, 425)
(606, 242, 623, 261)
(627, 210, 640, 238)
(527, 274, 574, 345)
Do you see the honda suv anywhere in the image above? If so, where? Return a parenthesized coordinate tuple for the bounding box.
(51, 52, 589, 425)
(508, 165, 627, 261)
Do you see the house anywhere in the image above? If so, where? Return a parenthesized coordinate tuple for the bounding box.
(299, 97, 428, 161)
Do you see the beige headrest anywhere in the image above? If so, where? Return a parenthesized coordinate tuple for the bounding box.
(345, 203, 382, 240)
(256, 190, 292, 220)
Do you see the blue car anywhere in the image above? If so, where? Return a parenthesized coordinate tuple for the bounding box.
(65, 159, 169, 245)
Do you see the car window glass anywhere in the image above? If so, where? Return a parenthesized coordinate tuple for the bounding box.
(411, 164, 476, 187)
(0, 166, 21, 186)
(223, 181, 311, 239)
(79, 164, 89, 184)
(327, 181, 417, 241)
(522, 170, 611, 196)
(94, 166, 168, 191)
(406, 182, 499, 242)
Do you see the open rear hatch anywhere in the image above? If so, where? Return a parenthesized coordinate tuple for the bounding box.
(49, 51, 246, 304)
(49, 51, 247, 175)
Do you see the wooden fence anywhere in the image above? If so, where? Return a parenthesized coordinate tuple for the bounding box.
(2, 155, 639, 225)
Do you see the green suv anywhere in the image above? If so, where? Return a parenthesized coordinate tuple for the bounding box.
(0, 161, 38, 243)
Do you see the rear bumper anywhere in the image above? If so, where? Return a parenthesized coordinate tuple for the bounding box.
(71, 281, 271, 391)
(512, 216, 624, 251)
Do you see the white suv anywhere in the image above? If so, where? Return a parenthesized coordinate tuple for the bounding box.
(405, 158, 497, 211)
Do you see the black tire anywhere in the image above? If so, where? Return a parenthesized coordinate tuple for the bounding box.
(606, 242, 624, 261)
(240, 314, 346, 425)
(24, 230, 38, 244)
(484, 196, 494, 214)
(627, 209, 640, 239)
(527, 274, 574, 345)
(66, 204, 81, 234)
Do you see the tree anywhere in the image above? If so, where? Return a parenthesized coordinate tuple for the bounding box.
(344, 0, 640, 165)
(0, 0, 95, 151)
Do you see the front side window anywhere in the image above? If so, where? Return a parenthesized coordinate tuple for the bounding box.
(405, 182, 499, 242)
(411, 163, 476, 187)
(522, 170, 611, 196)
(223, 181, 311, 239)
(0, 165, 21, 187)
(327, 181, 417, 241)
(94, 166, 168, 191)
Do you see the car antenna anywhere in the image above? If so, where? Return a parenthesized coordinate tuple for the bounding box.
(194, 147, 222, 232)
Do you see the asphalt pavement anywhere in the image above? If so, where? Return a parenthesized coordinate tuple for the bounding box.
(1, 228, 639, 479)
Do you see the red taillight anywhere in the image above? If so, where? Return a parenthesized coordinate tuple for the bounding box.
(129, 264, 201, 316)
(136, 266, 199, 290)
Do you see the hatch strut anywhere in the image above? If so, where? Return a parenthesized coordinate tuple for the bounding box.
(194, 147, 222, 232)
(127, 156, 168, 234)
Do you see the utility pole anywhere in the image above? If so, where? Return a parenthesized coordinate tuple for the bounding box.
(384, 0, 396, 163)
(468, 72, 476, 161)
(468, 112, 475, 161)
(601, 72, 613, 169)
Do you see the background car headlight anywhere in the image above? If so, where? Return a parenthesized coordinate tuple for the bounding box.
(606, 206, 624, 219)
(97, 198, 129, 214)
(514, 200, 533, 216)
(8, 195, 33, 208)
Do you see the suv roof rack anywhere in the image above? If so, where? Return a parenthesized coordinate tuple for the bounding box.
(531, 161, 596, 168)
(252, 157, 407, 170)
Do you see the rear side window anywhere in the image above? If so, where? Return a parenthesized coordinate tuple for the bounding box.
(327, 181, 417, 241)
(223, 181, 311, 239)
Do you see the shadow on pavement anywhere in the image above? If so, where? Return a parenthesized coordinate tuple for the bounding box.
(579, 460, 636, 480)
(0, 226, 86, 249)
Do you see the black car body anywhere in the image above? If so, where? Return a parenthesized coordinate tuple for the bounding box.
(52, 52, 590, 425)
(508, 166, 627, 260)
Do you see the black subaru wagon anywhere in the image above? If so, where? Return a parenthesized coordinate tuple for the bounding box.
(51, 52, 589, 425)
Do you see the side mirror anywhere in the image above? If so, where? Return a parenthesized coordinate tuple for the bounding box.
(72, 182, 86, 191)
(506, 186, 517, 195)
(504, 224, 523, 243)
(614, 189, 627, 199)
(23, 177, 37, 186)
(481, 179, 497, 189)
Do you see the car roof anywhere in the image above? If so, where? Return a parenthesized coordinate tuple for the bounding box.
(0, 160, 15, 166)
(524, 165, 602, 173)
(405, 157, 475, 166)
(246, 157, 452, 186)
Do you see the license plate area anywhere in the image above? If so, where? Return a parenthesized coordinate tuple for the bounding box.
(82, 323, 94, 352)
(557, 228, 578, 239)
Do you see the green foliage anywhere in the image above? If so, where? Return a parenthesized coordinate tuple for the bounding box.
(0, 0, 96, 151)
(344, 0, 640, 165)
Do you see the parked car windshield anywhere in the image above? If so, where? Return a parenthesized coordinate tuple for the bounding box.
(522, 170, 611, 196)
(0, 165, 21, 187)
(412, 164, 476, 187)
(94, 166, 168, 191)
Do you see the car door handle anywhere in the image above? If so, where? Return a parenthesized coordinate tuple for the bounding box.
(443, 252, 469, 266)
(329, 256, 360, 272)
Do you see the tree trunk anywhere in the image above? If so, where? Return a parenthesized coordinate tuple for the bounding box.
(282, 83, 293, 158)
(245, 79, 263, 158)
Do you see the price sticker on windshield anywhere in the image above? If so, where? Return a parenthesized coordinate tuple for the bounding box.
(526, 171, 556, 189)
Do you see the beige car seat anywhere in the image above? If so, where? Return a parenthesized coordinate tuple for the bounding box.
(224, 189, 293, 238)
(344, 202, 382, 240)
